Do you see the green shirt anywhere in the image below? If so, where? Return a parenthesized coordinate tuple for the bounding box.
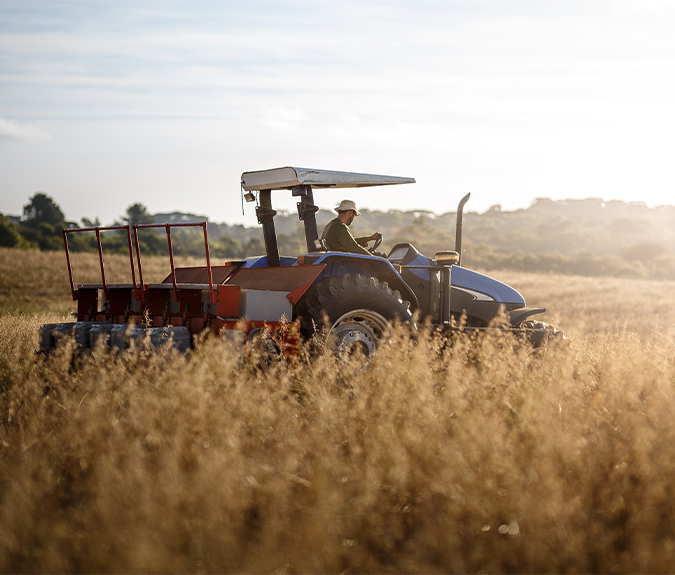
(321, 218, 371, 255)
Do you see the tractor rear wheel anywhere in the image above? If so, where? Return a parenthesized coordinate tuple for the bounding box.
(299, 273, 413, 360)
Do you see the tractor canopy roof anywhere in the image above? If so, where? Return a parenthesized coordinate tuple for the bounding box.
(241, 167, 416, 191)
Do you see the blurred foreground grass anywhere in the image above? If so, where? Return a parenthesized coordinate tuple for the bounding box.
(2, 247, 675, 572)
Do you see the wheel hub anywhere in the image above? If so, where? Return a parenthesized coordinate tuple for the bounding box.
(328, 309, 388, 361)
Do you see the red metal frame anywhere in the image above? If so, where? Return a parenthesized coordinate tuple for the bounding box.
(62, 225, 138, 302)
(60, 221, 305, 360)
(132, 222, 215, 304)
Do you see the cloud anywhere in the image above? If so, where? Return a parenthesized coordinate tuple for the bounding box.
(262, 107, 308, 130)
(0, 118, 51, 141)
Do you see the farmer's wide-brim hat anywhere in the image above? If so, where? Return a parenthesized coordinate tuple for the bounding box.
(335, 199, 360, 216)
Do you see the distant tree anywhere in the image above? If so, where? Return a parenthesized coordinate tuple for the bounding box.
(18, 193, 67, 250)
(243, 237, 265, 256)
(123, 203, 154, 226)
(115, 203, 163, 255)
(277, 231, 306, 256)
(81, 217, 101, 228)
(22, 193, 65, 227)
(35, 223, 64, 250)
(211, 236, 243, 259)
(620, 242, 667, 262)
(0, 214, 21, 247)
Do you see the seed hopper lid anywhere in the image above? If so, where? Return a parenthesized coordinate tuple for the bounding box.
(241, 167, 416, 191)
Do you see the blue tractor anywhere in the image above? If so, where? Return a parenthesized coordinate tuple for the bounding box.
(37, 166, 563, 360)
(240, 167, 564, 357)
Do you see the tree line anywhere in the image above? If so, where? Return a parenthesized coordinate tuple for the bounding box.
(2, 192, 675, 280)
(0, 193, 261, 258)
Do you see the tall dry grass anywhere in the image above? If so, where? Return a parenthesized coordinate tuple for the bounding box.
(497, 270, 675, 338)
(2, 247, 675, 572)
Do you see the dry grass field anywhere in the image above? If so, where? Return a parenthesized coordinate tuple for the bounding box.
(2, 247, 675, 573)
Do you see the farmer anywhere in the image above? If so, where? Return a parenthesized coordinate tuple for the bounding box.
(321, 199, 382, 255)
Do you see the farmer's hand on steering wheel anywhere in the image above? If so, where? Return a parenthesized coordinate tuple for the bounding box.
(368, 232, 383, 254)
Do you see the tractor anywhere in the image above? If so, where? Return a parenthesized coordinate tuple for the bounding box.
(39, 167, 563, 360)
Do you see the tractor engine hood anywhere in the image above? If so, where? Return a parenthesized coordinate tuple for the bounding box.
(450, 266, 526, 305)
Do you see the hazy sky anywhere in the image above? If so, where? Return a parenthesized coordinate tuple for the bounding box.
(1, 0, 674, 227)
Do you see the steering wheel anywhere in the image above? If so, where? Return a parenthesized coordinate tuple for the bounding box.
(368, 234, 383, 255)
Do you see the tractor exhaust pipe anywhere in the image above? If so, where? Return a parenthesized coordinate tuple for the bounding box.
(455, 193, 471, 266)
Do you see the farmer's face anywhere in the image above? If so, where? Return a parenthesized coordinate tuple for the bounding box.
(346, 210, 356, 225)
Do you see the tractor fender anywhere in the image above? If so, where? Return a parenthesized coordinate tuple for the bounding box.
(311, 253, 419, 310)
(509, 307, 546, 326)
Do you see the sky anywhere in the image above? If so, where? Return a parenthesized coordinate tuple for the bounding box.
(1, 0, 675, 227)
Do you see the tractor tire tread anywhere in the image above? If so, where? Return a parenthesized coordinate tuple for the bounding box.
(297, 273, 412, 334)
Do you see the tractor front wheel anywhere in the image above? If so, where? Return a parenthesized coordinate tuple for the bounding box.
(519, 320, 567, 349)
